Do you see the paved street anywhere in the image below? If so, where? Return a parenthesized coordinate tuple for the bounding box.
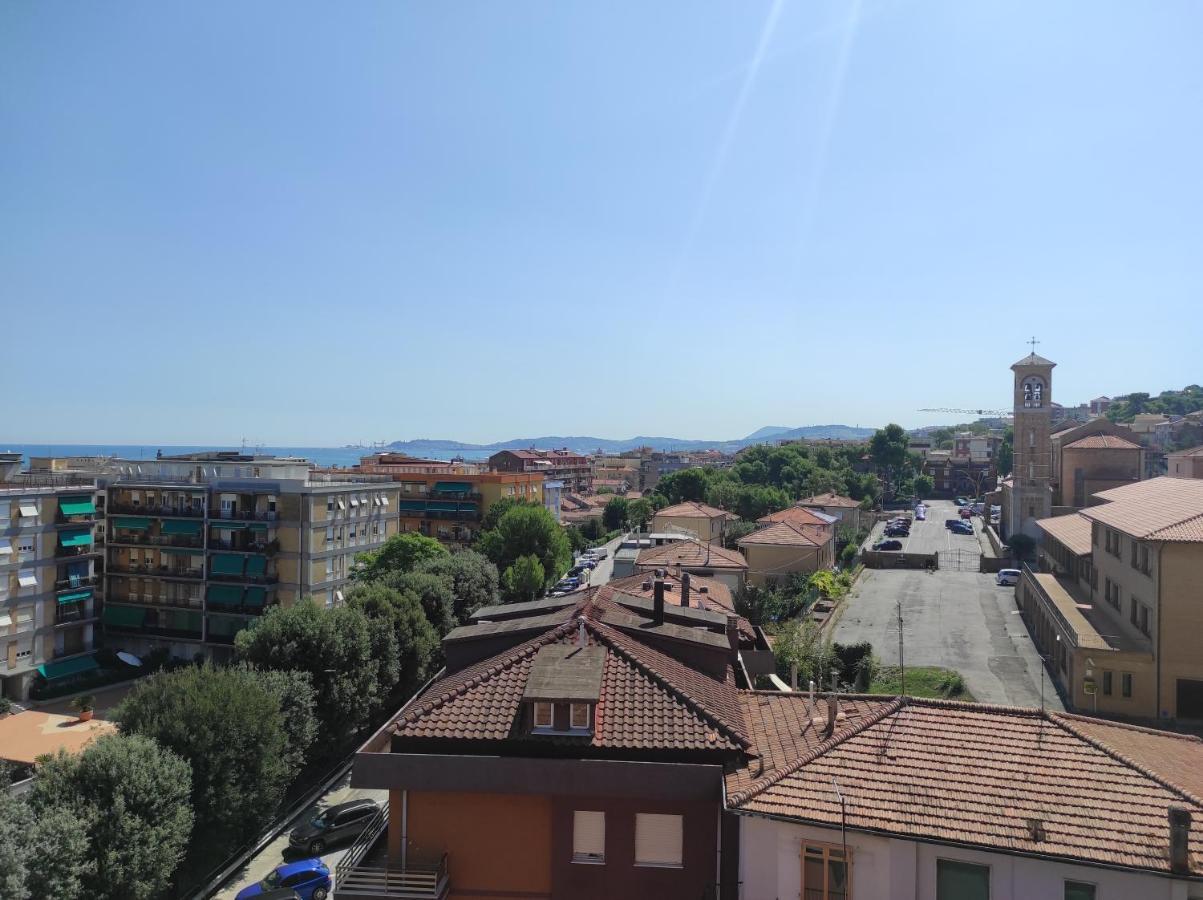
(585, 533, 624, 587)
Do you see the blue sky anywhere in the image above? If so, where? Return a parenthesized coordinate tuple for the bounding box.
(2, 1, 1200, 445)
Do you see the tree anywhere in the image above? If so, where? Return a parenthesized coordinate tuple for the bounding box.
(29, 734, 192, 900)
(602, 497, 629, 531)
(655, 467, 709, 503)
(355, 532, 448, 582)
(0, 765, 89, 900)
(477, 504, 572, 588)
(774, 619, 838, 689)
(869, 423, 913, 489)
(234, 601, 399, 742)
(722, 520, 758, 550)
(346, 582, 439, 694)
(234, 665, 319, 775)
(626, 498, 653, 530)
(997, 427, 1014, 477)
(114, 665, 285, 852)
(913, 474, 934, 499)
(502, 554, 545, 603)
(479, 497, 530, 533)
(415, 549, 500, 624)
(1006, 533, 1036, 562)
(384, 571, 456, 637)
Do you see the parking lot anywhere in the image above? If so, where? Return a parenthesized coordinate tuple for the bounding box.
(864, 499, 989, 557)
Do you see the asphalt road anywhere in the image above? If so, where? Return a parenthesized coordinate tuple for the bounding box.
(584, 533, 624, 587)
(866, 499, 986, 557)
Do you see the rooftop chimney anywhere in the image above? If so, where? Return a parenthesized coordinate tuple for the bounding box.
(1170, 805, 1191, 874)
(725, 615, 739, 651)
(681, 572, 691, 608)
(577, 617, 587, 648)
(653, 580, 665, 625)
(825, 695, 839, 737)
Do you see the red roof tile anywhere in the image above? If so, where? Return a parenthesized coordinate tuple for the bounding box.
(757, 506, 833, 528)
(654, 501, 739, 521)
(800, 492, 860, 509)
(1064, 434, 1142, 450)
(635, 538, 748, 571)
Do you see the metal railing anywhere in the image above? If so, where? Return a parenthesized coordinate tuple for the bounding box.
(55, 574, 101, 591)
(108, 564, 205, 579)
(55, 544, 100, 558)
(108, 502, 205, 517)
(106, 534, 204, 549)
(336, 804, 450, 900)
(207, 571, 280, 585)
(210, 509, 278, 522)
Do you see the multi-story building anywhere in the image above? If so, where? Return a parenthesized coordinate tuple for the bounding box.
(1, 454, 103, 700)
(1168, 445, 1203, 479)
(650, 501, 737, 543)
(1048, 418, 1143, 510)
(489, 449, 593, 494)
(97, 453, 401, 662)
(1022, 477, 1203, 720)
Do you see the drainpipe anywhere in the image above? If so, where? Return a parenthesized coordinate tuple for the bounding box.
(1156, 544, 1162, 718)
(401, 789, 408, 872)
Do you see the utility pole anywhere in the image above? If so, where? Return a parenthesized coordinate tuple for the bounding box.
(897, 598, 905, 697)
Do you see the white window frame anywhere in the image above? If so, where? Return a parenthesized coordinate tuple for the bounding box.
(570, 702, 591, 730)
(337, 497, 346, 511)
(17, 570, 38, 589)
(572, 811, 605, 864)
(533, 701, 553, 728)
(327, 497, 335, 512)
(634, 813, 683, 868)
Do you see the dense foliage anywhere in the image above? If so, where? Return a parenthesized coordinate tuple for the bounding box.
(345, 582, 440, 693)
(0, 764, 90, 900)
(1106, 385, 1203, 423)
(414, 549, 499, 624)
(354, 532, 448, 582)
(477, 503, 572, 599)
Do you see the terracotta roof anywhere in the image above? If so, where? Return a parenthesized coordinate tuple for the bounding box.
(737, 521, 826, 548)
(1064, 434, 1142, 450)
(635, 538, 748, 571)
(654, 501, 738, 521)
(604, 571, 736, 617)
(799, 492, 860, 509)
(392, 599, 749, 753)
(1035, 512, 1093, 556)
(1082, 476, 1203, 542)
(757, 505, 835, 528)
(1012, 351, 1056, 368)
(726, 696, 1203, 876)
(0, 711, 117, 766)
(1168, 445, 1203, 459)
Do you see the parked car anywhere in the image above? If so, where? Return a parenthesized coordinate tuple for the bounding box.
(950, 522, 974, 535)
(945, 519, 960, 529)
(996, 569, 1022, 586)
(290, 798, 379, 856)
(873, 539, 903, 551)
(885, 527, 910, 537)
(959, 508, 974, 519)
(587, 547, 609, 560)
(954, 497, 969, 507)
(915, 506, 927, 521)
(236, 859, 331, 900)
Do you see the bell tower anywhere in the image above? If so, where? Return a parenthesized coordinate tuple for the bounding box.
(1009, 340, 1054, 539)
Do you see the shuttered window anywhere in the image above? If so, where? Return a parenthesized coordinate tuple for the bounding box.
(572, 811, 605, 863)
(634, 813, 683, 867)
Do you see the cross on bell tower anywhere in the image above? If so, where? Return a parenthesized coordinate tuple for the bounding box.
(1028, 336, 1040, 354)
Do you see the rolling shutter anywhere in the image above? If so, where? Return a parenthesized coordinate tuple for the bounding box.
(634, 814, 682, 867)
(573, 811, 605, 862)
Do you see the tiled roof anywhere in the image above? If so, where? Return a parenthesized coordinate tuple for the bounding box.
(1064, 434, 1142, 450)
(635, 538, 748, 571)
(603, 571, 737, 618)
(757, 505, 835, 528)
(799, 492, 860, 509)
(1082, 476, 1203, 542)
(1168, 445, 1203, 459)
(654, 501, 738, 521)
(1012, 351, 1056, 368)
(1035, 512, 1093, 556)
(726, 697, 1203, 876)
(737, 521, 825, 548)
(392, 600, 748, 753)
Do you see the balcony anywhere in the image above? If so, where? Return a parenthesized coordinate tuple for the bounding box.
(210, 508, 278, 522)
(55, 574, 101, 591)
(53, 604, 97, 627)
(108, 502, 205, 518)
(208, 538, 270, 553)
(106, 533, 204, 549)
(335, 804, 449, 900)
(207, 571, 279, 585)
(55, 543, 100, 559)
(108, 563, 205, 580)
(104, 592, 203, 610)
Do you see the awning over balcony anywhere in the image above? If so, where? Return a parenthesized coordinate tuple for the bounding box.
(434, 481, 472, 493)
(57, 589, 93, 604)
(113, 517, 151, 530)
(165, 609, 203, 632)
(397, 500, 428, 512)
(161, 519, 202, 535)
(244, 586, 266, 608)
(211, 555, 245, 576)
(246, 522, 268, 532)
(59, 496, 96, 516)
(207, 585, 243, 607)
(59, 528, 94, 548)
(244, 556, 267, 577)
(213, 521, 247, 531)
(103, 605, 147, 627)
(37, 654, 100, 680)
(426, 502, 461, 512)
(160, 547, 199, 557)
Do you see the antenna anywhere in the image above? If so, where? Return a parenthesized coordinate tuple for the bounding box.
(897, 599, 906, 697)
(832, 777, 848, 862)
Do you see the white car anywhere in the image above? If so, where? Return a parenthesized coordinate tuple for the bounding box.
(996, 569, 1021, 586)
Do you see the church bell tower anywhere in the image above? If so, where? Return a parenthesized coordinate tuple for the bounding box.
(1010, 343, 1055, 539)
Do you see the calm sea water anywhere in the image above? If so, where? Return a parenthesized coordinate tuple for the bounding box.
(1, 443, 491, 468)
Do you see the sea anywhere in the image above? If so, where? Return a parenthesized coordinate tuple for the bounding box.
(1, 443, 492, 469)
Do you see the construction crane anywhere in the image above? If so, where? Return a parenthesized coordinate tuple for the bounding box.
(919, 407, 1010, 417)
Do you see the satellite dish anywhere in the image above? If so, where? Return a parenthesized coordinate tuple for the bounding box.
(116, 651, 142, 667)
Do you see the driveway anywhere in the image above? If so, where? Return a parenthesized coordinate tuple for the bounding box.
(586, 533, 624, 587)
(833, 566, 1063, 710)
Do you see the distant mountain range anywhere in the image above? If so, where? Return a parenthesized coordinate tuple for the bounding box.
(374, 425, 876, 456)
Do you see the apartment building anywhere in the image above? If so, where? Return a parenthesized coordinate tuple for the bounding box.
(1168, 446, 1203, 479)
(98, 453, 401, 662)
(1024, 477, 1203, 720)
(737, 505, 837, 588)
(488, 448, 592, 494)
(1, 454, 103, 700)
(650, 501, 737, 543)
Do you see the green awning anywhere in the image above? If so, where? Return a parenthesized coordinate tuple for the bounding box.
(207, 585, 243, 606)
(246, 522, 268, 532)
(397, 500, 428, 512)
(211, 555, 245, 576)
(244, 556, 267, 576)
(244, 586, 266, 608)
(207, 615, 244, 635)
(161, 519, 202, 535)
(103, 605, 146, 628)
(457, 502, 478, 512)
(37, 654, 99, 680)
(434, 481, 472, 492)
(59, 496, 96, 516)
(58, 589, 93, 604)
(166, 610, 203, 632)
(427, 501, 460, 512)
(212, 521, 247, 531)
(113, 517, 151, 530)
(59, 528, 94, 547)
(160, 547, 199, 557)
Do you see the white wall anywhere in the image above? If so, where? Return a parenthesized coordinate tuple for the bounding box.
(738, 815, 1197, 900)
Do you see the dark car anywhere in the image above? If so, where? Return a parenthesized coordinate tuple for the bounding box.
(950, 523, 974, 535)
(255, 892, 302, 900)
(236, 859, 330, 900)
(289, 799, 380, 856)
(945, 519, 960, 529)
(884, 527, 910, 537)
(873, 539, 903, 551)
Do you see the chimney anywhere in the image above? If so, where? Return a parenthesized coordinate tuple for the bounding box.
(1170, 806, 1191, 874)
(681, 572, 691, 608)
(825, 695, 839, 737)
(653, 579, 665, 625)
(577, 617, 587, 648)
(726, 615, 739, 651)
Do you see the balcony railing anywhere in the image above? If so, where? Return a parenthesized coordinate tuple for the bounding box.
(105, 594, 203, 610)
(108, 563, 205, 580)
(55, 513, 97, 526)
(210, 509, 278, 522)
(207, 571, 280, 585)
(335, 803, 450, 900)
(108, 502, 205, 518)
(104, 623, 203, 641)
(55, 544, 100, 559)
(55, 574, 101, 591)
(208, 539, 270, 553)
(106, 534, 204, 549)
(53, 605, 97, 627)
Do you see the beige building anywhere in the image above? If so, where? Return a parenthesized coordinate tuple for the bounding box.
(633, 538, 748, 592)
(1049, 418, 1143, 509)
(737, 522, 835, 588)
(651, 501, 737, 543)
(1168, 445, 1203, 479)
(1025, 477, 1203, 720)
(798, 492, 864, 532)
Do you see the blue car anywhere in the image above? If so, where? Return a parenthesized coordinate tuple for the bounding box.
(236, 859, 331, 900)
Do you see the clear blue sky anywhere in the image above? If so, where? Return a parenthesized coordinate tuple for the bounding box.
(2, 1, 1200, 445)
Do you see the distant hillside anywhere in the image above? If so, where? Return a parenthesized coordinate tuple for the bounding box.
(1107, 385, 1203, 423)
(385, 425, 876, 456)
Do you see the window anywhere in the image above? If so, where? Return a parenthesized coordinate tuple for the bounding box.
(0, 501, 9, 520)
(937, 859, 989, 900)
(1065, 881, 1096, 900)
(15, 607, 34, 633)
(802, 843, 851, 900)
(533, 702, 553, 728)
(1130, 540, 1139, 569)
(1139, 545, 1150, 575)
(634, 813, 683, 868)
(17, 570, 37, 590)
(1122, 673, 1133, 698)
(570, 702, 591, 730)
(1102, 671, 1113, 696)
(327, 497, 335, 512)
(1138, 604, 1149, 637)
(572, 811, 605, 863)
(337, 497, 346, 511)
(1130, 598, 1138, 627)
(326, 526, 334, 545)
(17, 536, 35, 555)
(18, 501, 38, 521)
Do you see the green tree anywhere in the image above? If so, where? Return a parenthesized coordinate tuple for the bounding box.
(502, 553, 546, 602)
(997, 427, 1014, 477)
(114, 666, 284, 853)
(30, 734, 192, 900)
(477, 504, 571, 588)
(415, 549, 500, 624)
(234, 601, 399, 741)
(0, 765, 89, 900)
(655, 467, 709, 503)
(346, 581, 440, 694)
(774, 619, 838, 689)
(913, 474, 934, 499)
(626, 497, 653, 529)
(869, 423, 913, 488)
(384, 570, 456, 636)
(234, 665, 319, 775)
(722, 520, 758, 550)
(354, 532, 448, 582)
(602, 497, 629, 531)
(1006, 533, 1036, 561)
(479, 496, 530, 533)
